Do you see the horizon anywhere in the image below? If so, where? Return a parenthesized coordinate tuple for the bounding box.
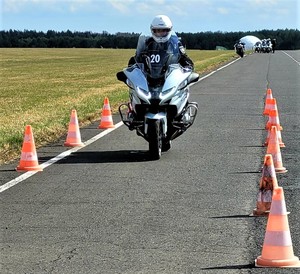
(2, 28, 299, 35)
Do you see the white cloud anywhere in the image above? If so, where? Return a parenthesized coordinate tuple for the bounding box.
(2, 0, 54, 12)
(217, 7, 230, 14)
(2, 0, 93, 13)
(249, 0, 278, 5)
(68, 0, 92, 12)
(107, 0, 138, 14)
(107, 0, 210, 16)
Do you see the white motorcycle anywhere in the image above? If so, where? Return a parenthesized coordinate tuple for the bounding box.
(117, 33, 199, 159)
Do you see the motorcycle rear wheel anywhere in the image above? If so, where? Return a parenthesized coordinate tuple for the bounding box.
(148, 120, 162, 160)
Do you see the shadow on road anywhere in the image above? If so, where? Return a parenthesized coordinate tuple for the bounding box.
(201, 263, 254, 270)
(210, 214, 252, 219)
(52, 150, 152, 164)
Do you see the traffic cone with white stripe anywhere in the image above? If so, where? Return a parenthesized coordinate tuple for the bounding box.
(16, 125, 43, 171)
(265, 102, 282, 130)
(252, 154, 278, 216)
(266, 126, 287, 173)
(255, 187, 300, 268)
(264, 127, 285, 148)
(263, 98, 273, 116)
(98, 97, 115, 129)
(263, 89, 273, 116)
(64, 109, 84, 147)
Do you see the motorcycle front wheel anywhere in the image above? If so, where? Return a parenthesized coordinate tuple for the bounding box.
(148, 119, 162, 160)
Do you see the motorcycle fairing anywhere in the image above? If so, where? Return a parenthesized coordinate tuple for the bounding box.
(123, 65, 151, 104)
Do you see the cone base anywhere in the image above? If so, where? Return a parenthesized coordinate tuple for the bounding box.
(264, 143, 285, 148)
(251, 208, 269, 217)
(98, 124, 115, 129)
(16, 165, 43, 172)
(266, 126, 283, 131)
(255, 256, 300, 268)
(64, 142, 84, 147)
(275, 167, 288, 174)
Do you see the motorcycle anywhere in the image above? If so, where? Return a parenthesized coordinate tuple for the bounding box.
(261, 39, 272, 53)
(254, 42, 261, 53)
(235, 43, 245, 57)
(116, 33, 199, 159)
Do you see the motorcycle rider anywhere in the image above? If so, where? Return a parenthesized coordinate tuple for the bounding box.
(234, 40, 245, 57)
(128, 15, 194, 71)
(234, 40, 245, 49)
(271, 38, 276, 53)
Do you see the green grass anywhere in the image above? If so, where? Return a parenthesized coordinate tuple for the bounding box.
(0, 48, 236, 164)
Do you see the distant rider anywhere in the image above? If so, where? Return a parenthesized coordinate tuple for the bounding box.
(234, 40, 245, 57)
(128, 15, 194, 71)
(271, 38, 276, 53)
(234, 40, 245, 51)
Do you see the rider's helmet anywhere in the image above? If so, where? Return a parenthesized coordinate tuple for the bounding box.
(150, 15, 173, 43)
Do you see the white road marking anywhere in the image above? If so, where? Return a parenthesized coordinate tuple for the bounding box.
(191, 58, 240, 85)
(0, 122, 123, 193)
(282, 51, 300, 66)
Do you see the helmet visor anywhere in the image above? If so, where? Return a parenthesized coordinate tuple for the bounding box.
(152, 28, 171, 37)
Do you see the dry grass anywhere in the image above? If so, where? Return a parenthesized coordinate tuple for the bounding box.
(0, 48, 236, 164)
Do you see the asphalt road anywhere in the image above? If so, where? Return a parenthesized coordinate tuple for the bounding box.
(1, 50, 299, 274)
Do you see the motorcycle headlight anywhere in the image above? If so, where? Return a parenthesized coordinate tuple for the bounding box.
(137, 86, 150, 97)
(162, 87, 175, 95)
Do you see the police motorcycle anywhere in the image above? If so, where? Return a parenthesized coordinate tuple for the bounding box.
(261, 39, 272, 53)
(254, 41, 262, 53)
(117, 33, 199, 160)
(266, 39, 273, 53)
(235, 41, 245, 57)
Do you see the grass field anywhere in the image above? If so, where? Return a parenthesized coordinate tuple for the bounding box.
(0, 48, 237, 164)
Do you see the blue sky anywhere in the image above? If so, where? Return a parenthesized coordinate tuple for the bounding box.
(0, 0, 299, 33)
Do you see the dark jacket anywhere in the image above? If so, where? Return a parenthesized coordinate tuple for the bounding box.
(128, 37, 194, 70)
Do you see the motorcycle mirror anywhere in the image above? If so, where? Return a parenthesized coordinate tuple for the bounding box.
(187, 72, 199, 84)
(116, 71, 127, 83)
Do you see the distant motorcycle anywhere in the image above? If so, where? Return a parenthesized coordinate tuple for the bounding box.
(117, 33, 199, 159)
(235, 43, 245, 58)
(261, 39, 272, 53)
(261, 44, 271, 53)
(254, 42, 261, 53)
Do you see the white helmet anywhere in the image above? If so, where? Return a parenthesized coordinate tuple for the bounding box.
(150, 15, 173, 43)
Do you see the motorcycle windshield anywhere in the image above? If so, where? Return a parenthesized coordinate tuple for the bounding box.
(136, 32, 180, 79)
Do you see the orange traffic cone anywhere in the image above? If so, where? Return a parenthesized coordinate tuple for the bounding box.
(265, 100, 282, 130)
(252, 154, 278, 216)
(263, 98, 273, 116)
(266, 126, 287, 173)
(265, 88, 273, 99)
(264, 127, 285, 148)
(16, 125, 43, 172)
(265, 97, 277, 117)
(98, 97, 115, 129)
(64, 109, 84, 147)
(263, 89, 273, 115)
(255, 187, 300, 268)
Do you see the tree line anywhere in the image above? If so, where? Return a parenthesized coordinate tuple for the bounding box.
(0, 29, 299, 50)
